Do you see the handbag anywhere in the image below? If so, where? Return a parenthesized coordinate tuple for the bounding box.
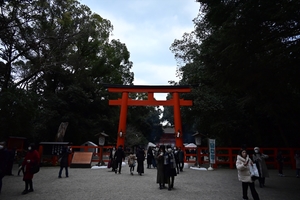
(30, 163, 40, 174)
(58, 157, 62, 163)
(249, 163, 259, 181)
(107, 160, 111, 168)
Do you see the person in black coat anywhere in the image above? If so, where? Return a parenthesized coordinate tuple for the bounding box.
(109, 147, 117, 172)
(165, 145, 177, 191)
(58, 146, 71, 178)
(147, 147, 154, 168)
(136, 147, 145, 175)
(114, 145, 125, 174)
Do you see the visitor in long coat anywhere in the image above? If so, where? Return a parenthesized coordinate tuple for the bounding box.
(164, 145, 177, 191)
(21, 143, 40, 195)
(147, 146, 154, 168)
(136, 147, 145, 175)
(155, 145, 167, 189)
(252, 147, 269, 188)
(109, 147, 117, 172)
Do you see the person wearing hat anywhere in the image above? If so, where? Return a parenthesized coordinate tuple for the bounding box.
(252, 147, 269, 188)
(21, 143, 40, 195)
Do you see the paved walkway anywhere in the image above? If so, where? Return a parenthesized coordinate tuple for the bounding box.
(1, 163, 300, 200)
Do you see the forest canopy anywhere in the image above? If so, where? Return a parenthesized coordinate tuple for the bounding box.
(167, 0, 300, 147)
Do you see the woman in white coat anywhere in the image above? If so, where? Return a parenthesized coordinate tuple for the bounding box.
(236, 149, 260, 200)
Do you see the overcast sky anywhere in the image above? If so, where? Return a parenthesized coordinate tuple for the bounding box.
(80, 0, 200, 99)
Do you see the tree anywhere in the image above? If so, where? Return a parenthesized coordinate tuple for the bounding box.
(170, 0, 300, 147)
(0, 0, 134, 144)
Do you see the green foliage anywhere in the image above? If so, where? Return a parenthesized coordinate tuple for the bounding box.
(0, 0, 154, 145)
(169, 0, 300, 147)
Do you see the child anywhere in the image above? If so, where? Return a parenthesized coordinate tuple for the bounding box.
(128, 152, 136, 175)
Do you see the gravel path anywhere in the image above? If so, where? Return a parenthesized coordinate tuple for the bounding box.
(1, 163, 300, 200)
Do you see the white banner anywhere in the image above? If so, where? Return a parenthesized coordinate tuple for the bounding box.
(208, 139, 216, 164)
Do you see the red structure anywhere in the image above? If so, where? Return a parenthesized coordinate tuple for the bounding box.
(106, 85, 193, 149)
(158, 127, 176, 146)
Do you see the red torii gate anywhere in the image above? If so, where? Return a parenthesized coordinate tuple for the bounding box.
(106, 85, 193, 149)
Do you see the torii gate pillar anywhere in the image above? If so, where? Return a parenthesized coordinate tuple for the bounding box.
(106, 85, 193, 149)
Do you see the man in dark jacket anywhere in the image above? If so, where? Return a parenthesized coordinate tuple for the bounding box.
(114, 145, 125, 174)
(58, 146, 71, 178)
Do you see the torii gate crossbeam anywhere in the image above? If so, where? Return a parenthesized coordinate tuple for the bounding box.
(105, 84, 193, 149)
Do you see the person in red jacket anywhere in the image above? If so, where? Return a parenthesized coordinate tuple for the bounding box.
(21, 143, 40, 195)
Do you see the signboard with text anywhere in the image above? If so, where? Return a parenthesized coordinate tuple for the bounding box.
(208, 139, 216, 164)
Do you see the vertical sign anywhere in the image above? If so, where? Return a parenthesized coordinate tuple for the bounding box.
(209, 139, 216, 164)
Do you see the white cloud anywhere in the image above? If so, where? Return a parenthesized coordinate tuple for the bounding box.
(80, 0, 199, 94)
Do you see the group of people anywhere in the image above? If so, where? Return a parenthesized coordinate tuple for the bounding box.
(0, 143, 40, 195)
(236, 147, 300, 200)
(1, 141, 300, 198)
(155, 145, 184, 191)
(0, 142, 73, 196)
(109, 145, 146, 175)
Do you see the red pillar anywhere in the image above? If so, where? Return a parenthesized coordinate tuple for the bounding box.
(173, 92, 183, 149)
(117, 92, 128, 148)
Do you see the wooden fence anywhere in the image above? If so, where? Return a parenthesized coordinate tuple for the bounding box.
(185, 147, 300, 169)
(39, 145, 300, 169)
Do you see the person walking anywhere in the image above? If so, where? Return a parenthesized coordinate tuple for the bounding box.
(147, 146, 154, 169)
(277, 150, 285, 176)
(173, 146, 180, 174)
(58, 146, 71, 178)
(252, 147, 269, 188)
(21, 143, 40, 195)
(136, 147, 145, 176)
(165, 145, 177, 191)
(109, 147, 117, 172)
(236, 149, 260, 200)
(0, 145, 9, 195)
(114, 145, 125, 174)
(155, 145, 166, 189)
(128, 152, 136, 175)
(152, 147, 158, 168)
(178, 147, 184, 172)
(295, 150, 300, 178)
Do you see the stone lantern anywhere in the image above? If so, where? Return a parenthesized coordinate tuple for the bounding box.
(192, 132, 203, 167)
(95, 132, 108, 165)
